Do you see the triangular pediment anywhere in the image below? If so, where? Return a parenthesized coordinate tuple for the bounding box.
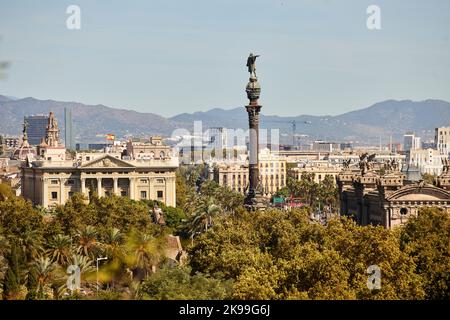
(81, 154, 135, 168)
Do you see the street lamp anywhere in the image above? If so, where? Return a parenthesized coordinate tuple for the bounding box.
(96, 256, 108, 293)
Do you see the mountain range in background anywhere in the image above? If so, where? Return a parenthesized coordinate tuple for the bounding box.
(0, 94, 449, 144)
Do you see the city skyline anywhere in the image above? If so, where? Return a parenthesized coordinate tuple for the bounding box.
(0, 0, 449, 117)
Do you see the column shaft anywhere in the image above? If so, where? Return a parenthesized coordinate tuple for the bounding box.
(113, 178, 119, 196)
(129, 177, 135, 199)
(81, 178, 86, 196)
(97, 177, 102, 197)
(60, 178, 65, 204)
(42, 178, 48, 208)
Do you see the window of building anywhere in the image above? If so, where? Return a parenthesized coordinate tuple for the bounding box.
(51, 179, 58, 185)
(400, 208, 408, 215)
(121, 191, 127, 196)
(140, 191, 147, 199)
(140, 179, 148, 183)
(157, 190, 163, 199)
(67, 179, 75, 185)
(51, 192, 58, 200)
(86, 156, 91, 161)
(156, 178, 164, 184)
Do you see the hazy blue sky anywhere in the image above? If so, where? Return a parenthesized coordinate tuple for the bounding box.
(0, 0, 449, 117)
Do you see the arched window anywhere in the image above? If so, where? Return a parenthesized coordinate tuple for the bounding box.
(400, 208, 408, 215)
(160, 151, 165, 158)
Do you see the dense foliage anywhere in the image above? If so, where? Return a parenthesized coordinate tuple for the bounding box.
(188, 209, 427, 299)
(1, 169, 449, 300)
(276, 173, 339, 211)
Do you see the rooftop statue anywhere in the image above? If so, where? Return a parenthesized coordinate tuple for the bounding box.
(246, 53, 260, 77)
(23, 120, 29, 135)
(383, 158, 400, 172)
(359, 153, 376, 176)
(342, 159, 351, 170)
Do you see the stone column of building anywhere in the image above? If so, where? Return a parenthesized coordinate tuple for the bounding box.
(129, 177, 135, 199)
(113, 177, 119, 196)
(80, 177, 86, 196)
(171, 176, 176, 207)
(97, 177, 102, 197)
(60, 177, 65, 204)
(42, 177, 48, 208)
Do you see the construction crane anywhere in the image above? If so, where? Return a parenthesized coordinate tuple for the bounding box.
(263, 119, 312, 148)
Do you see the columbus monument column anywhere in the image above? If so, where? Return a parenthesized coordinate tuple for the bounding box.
(244, 53, 266, 211)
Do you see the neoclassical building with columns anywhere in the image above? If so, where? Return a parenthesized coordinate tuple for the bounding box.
(21, 112, 178, 208)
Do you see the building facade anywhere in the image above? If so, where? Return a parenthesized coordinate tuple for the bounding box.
(21, 112, 178, 208)
(213, 163, 248, 194)
(337, 164, 450, 228)
(126, 136, 171, 160)
(208, 127, 228, 150)
(403, 132, 421, 152)
(22, 154, 178, 208)
(2, 136, 21, 150)
(312, 141, 341, 152)
(409, 148, 446, 176)
(435, 126, 450, 157)
(258, 149, 287, 197)
(211, 149, 287, 198)
(24, 115, 49, 145)
(292, 161, 342, 184)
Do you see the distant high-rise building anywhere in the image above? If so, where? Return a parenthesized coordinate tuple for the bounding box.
(435, 126, 450, 158)
(312, 140, 341, 152)
(24, 115, 48, 145)
(414, 137, 421, 150)
(209, 127, 228, 150)
(403, 132, 421, 161)
(403, 132, 414, 152)
(64, 107, 74, 150)
(409, 148, 447, 176)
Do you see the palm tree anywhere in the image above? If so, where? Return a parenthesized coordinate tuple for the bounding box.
(75, 226, 100, 258)
(54, 253, 96, 297)
(46, 234, 73, 266)
(18, 229, 44, 262)
(103, 228, 124, 260)
(126, 231, 164, 276)
(189, 198, 222, 237)
(68, 254, 96, 275)
(31, 256, 56, 299)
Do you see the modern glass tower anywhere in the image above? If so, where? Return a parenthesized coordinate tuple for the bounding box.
(24, 115, 48, 145)
(65, 107, 74, 150)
